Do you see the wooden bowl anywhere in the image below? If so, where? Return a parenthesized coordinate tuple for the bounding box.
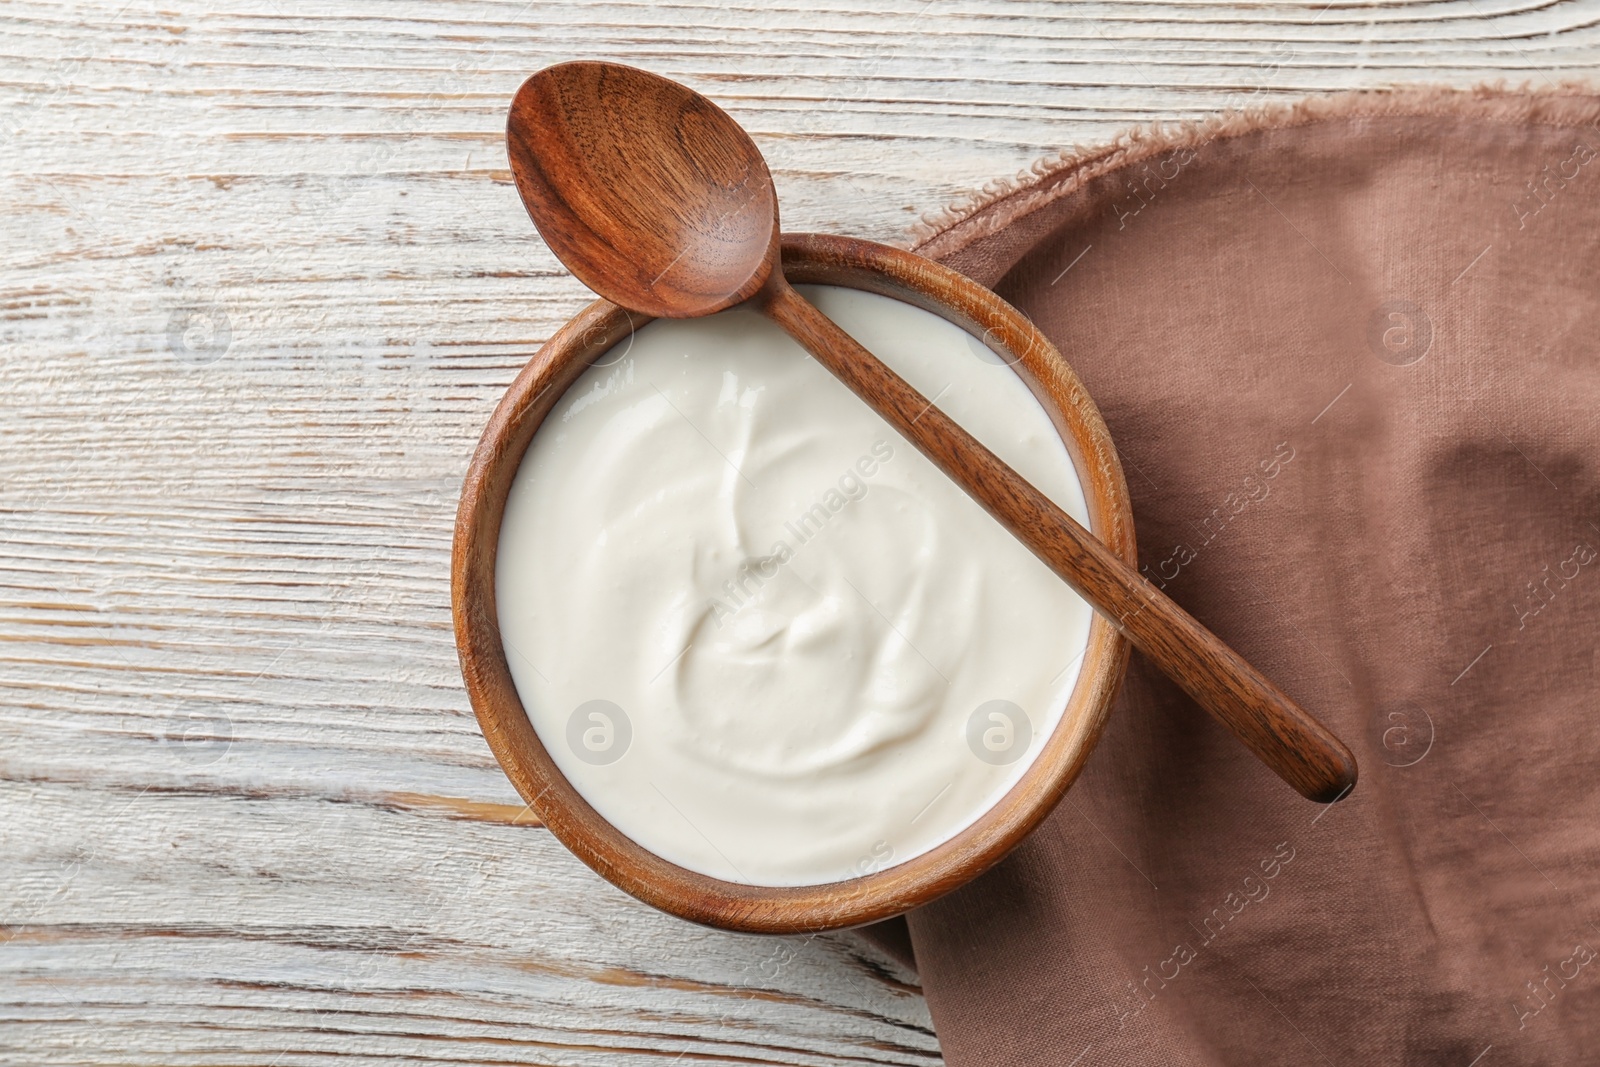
(452, 232, 1136, 934)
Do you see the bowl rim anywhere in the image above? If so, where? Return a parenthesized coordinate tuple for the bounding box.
(452, 232, 1136, 933)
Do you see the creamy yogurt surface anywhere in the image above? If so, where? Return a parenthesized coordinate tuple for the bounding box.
(497, 285, 1094, 886)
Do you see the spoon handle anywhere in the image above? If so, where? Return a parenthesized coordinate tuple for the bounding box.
(759, 279, 1357, 803)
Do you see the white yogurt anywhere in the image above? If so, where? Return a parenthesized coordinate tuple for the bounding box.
(497, 285, 1093, 887)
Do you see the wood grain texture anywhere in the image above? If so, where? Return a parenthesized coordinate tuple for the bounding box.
(506, 61, 781, 317)
(3, 0, 1597, 1062)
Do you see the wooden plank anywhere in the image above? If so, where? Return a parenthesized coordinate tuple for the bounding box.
(2, 0, 1596, 1062)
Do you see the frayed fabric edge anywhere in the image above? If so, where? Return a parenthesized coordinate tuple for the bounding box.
(910, 80, 1600, 261)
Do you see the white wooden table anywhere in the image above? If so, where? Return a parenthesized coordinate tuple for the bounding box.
(4, 2, 1595, 1062)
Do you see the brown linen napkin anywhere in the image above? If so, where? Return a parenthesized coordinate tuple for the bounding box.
(892, 85, 1600, 1066)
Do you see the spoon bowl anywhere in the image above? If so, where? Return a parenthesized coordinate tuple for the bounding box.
(507, 62, 778, 318)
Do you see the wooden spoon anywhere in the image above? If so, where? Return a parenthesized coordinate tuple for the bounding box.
(505, 61, 1358, 803)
